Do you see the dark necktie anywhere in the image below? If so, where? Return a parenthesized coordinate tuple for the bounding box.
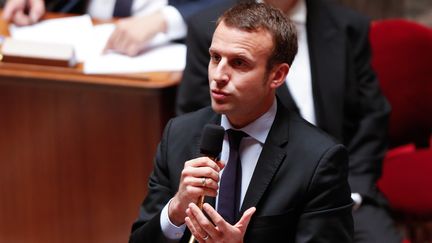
(113, 0, 133, 17)
(218, 129, 248, 225)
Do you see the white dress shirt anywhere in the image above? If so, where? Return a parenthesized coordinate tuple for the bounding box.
(87, 0, 187, 40)
(160, 100, 277, 240)
(287, 0, 360, 207)
(285, 0, 316, 125)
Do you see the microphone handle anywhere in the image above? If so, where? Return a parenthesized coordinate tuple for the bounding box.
(188, 156, 217, 243)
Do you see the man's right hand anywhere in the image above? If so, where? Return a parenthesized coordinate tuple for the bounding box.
(168, 157, 224, 226)
(2, 0, 45, 26)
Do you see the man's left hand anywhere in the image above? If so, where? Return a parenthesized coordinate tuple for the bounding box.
(185, 203, 256, 243)
(103, 11, 166, 56)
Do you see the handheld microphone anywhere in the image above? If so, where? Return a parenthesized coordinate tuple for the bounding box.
(189, 124, 224, 243)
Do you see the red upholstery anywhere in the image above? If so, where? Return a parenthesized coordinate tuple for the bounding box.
(370, 19, 432, 148)
(379, 146, 432, 214)
(371, 19, 432, 242)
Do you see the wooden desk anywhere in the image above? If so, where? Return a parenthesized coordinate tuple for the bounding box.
(0, 12, 180, 243)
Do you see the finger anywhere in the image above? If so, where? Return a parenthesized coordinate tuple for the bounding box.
(29, 0, 44, 23)
(191, 203, 221, 239)
(185, 217, 201, 240)
(184, 182, 217, 198)
(182, 165, 221, 184)
(2, 1, 19, 21)
(235, 207, 256, 233)
(184, 176, 217, 191)
(186, 157, 222, 173)
(112, 25, 131, 54)
(186, 207, 209, 240)
(125, 42, 141, 57)
(202, 202, 229, 234)
(102, 28, 117, 53)
(103, 29, 120, 53)
(216, 160, 225, 170)
(13, 11, 32, 26)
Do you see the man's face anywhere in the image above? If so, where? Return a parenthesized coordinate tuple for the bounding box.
(208, 21, 276, 127)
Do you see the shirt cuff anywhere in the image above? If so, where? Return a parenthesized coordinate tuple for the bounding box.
(161, 5, 187, 40)
(351, 193, 363, 210)
(160, 199, 187, 240)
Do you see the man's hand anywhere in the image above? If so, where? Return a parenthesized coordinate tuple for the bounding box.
(186, 203, 256, 243)
(168, 157, 224, 226)
(2, 0, 45, 26)
(103, 10, 167, 56)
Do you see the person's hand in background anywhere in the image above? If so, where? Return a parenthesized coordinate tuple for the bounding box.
(2, 0, 45, 26)
(103, 10, 167, 56)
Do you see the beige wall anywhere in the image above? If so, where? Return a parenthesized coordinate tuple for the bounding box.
(1, 0, 432, 26)
(337, 0, 432, 26)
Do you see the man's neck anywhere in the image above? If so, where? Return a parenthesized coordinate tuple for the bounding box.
(225, 98, 276, 129)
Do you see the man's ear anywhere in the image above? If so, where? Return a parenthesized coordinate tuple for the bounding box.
(269, 63, 289, 89)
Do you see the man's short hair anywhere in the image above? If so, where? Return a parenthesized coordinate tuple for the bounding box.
(216, 2, 298, 70)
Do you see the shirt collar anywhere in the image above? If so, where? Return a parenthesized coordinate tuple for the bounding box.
(220, 99, 277, 144)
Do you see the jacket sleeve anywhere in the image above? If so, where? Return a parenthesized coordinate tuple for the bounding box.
(344, 17, 391, 199)
(296, 144, 354, 242)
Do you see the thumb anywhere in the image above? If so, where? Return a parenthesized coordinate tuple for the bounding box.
(29, 0, 45, 23)
(234, 207, 256, 233)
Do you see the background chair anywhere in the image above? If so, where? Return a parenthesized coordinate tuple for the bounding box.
(370, 19, 432, 243)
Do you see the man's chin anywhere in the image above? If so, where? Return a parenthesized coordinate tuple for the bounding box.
(211, 102, 231, 115)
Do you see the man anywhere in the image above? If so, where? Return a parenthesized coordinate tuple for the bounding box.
(129, 3, 353, 242)
(2, 0, 214, 56)
(176, 0, 401, 242)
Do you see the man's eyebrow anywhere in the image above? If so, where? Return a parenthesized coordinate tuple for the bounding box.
(209, 47, 218, 53)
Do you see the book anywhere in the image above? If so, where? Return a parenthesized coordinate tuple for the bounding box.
(1, 38, 77, 67)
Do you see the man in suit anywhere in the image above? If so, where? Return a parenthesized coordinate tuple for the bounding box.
(2, 0, 215, 56)
(129, 3, 353, 242)
(176, 0, 401, 242)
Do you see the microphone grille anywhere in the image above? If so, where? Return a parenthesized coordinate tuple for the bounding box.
(200, 124, 225, 158)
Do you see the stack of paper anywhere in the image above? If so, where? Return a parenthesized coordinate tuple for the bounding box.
(9, 15, 186, 74)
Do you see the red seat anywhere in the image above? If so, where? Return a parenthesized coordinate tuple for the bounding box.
(370, 19, 432, 242)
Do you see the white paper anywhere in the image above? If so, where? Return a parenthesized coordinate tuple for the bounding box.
(9, 15, 187, 74)
(9, 15, 94, 62)
(84, 43, 186, 74)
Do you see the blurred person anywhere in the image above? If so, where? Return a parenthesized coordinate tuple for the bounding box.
(176, 0, 402, 242)
(129, 3, 354, 242)
(2, 0, 214, 56)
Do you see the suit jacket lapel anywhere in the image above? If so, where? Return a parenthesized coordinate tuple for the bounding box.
(240, 101, 290, 213)
(306, 0, 345, 139)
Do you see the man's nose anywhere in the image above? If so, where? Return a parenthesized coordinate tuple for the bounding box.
(213, 60, 230, 84)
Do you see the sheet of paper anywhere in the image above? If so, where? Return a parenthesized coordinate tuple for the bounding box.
(83, 23, 185, 74)
(9, 15, 94, 62)
(84, 43, 186, 74)
(9, 16, 186, 74)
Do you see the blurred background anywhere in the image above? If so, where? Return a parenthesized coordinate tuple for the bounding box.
(3, 0, 432, 26)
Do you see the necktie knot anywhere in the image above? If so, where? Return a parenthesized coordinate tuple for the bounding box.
(227, 129, 248, 151)
(113, 0, 133, 17)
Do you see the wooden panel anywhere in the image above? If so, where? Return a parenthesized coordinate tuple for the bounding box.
(0, 77, 176, 243)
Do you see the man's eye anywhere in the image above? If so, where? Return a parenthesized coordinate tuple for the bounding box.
(232, 59, 246, 67)
(210, 54, 221, 62)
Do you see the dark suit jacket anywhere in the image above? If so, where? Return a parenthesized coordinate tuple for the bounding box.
(129, 102, 353, 242)
(175, 0, 391, 202)
(44, 0, 215, 20)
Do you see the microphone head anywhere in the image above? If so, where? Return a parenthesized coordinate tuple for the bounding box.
(200, 124, 225, 158)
